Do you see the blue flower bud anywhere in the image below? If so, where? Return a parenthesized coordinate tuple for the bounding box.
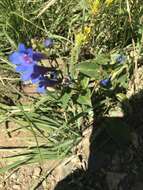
(100, 78, 110, 87)
(116, 55, 126, 64)
(44, 38, 53, 48)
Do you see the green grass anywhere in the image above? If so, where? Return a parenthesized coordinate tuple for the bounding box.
(0, 0, 143, 174)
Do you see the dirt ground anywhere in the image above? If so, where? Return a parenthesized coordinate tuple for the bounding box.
(0, 121, 91, 190)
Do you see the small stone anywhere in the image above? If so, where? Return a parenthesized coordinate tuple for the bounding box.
(42, 180, 47, 189)
(13, 184, 21, 190)
(0, 184, 3, 189)
(10, 173, 17, 179)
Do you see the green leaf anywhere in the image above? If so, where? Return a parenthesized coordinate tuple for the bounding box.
(80, 76, 90, 89)
(111, 65, 126, 80)
(60, 91, 72, 109)
(77, 89, 91, 106)
(68, 112, 87, 124)
(94, 54, 110, 65)
(116, 93, 127, 102)
(75, 60, 101, 78)
(77, 95, 91, 106)
(75, 54, 110, 78)
(117, 74, 128, 88)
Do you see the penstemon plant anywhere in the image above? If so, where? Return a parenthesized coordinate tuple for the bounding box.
(0, 0, 142, 175)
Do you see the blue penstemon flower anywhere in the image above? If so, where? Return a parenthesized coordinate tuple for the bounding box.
(9, 44, 34, 65)
(37, 75, 58, 93)
(116, 54, 126, 64)
(9, 43, 58, 93)
(9, 43, 37, 81)
(44, 38, 53, 48)
(100, 78, 111, 87)
(30, 65, 56, 83)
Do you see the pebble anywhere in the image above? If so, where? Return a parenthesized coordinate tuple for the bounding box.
(12, 184, 21, 190)
(10, 173, 17, 179)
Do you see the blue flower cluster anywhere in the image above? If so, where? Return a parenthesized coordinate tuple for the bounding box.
(116, 54, 126, 64)
(9, 41, 57, 93)
(100, 54, 126, 88)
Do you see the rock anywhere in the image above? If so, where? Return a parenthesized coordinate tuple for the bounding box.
(12, 184, 21, 190)
(10, 173, 17, 180)
(0, 184, 4, 189)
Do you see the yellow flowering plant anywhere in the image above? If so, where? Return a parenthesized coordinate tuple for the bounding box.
(105, 0, 113, 6)
(86, 0, 100, 15)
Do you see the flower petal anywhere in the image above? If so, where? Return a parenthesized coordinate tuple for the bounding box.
(26, 48, 33, 57)
(37, 85, 46, 93)
(116, 55, 126, 64)
(9, 52, 25, 65)
(16, 65, 28, 72)
(44, 38, 53, 48)
(21, 72, 32, 81)
(31, 76, 40, 84)
(16, 64, 34, 73)
(33, 52, 46, 61)
(18, 43, 26, 52)
(100, 78, 110, 87)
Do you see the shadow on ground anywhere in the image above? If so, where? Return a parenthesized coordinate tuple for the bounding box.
(54, 90, 143, 190)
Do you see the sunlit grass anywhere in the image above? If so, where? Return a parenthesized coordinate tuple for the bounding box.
(0, 0, 143, 173)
